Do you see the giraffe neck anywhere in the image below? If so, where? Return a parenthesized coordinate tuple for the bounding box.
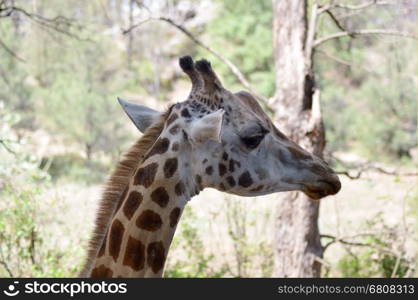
(90, 135, 197, 277)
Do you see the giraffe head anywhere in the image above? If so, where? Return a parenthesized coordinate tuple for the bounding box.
(118, 56, 340, 200)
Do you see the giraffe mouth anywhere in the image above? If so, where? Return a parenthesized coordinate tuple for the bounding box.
(302, 187, 328, 200)
(302, 179, 341, 200)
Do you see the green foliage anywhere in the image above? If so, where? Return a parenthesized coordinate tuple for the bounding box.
(336, 240, 411, 278)
(204, 0, 275, 97)
(165, 199, 274, 278)
(165, 206, 229, 277)
(225, 198, 274, 277)
(0, 2, 132, 163)
(316, 12, 417, 163)
(0, 21, 35, 129)
(31, 31, 130, 161)
(325, 214, 415, 278)
(39, 154, 106, 183)
(0, 106, 77, 277)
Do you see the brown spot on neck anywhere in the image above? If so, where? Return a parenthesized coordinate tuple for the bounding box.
(174, 181, 185, 196)
(134, 163, 158, 188)
(169, 207, 181, 228)
(91, 264, 113, 278)
(136, 210, 163, 231)
(150, 187, 170, 208)
(147, 241, 166, 273)
(123, 236, 145, 271)
(144, 138, 170, 160)
(123, 191, 143, 220)
(163, 158, 178, 178)
(109, 219, 125, 262)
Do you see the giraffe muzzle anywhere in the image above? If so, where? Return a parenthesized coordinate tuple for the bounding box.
(302, 175, 341, 200)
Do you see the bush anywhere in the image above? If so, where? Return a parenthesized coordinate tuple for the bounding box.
(164, 206, 229, 277)
(39, 154, 106, 183)
(324, 213, 416, 278)
(0, 107, 79, 277)
(165, 197, 274, 278)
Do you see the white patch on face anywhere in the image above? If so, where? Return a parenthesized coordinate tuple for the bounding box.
(189, 110, 224, 144)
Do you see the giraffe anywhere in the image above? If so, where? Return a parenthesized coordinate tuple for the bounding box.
(79, 56, 341, 278)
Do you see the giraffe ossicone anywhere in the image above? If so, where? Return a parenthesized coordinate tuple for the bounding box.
(80, 56, 341, 278)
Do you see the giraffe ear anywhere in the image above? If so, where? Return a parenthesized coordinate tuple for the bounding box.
(190, 109, 224, 144)
(117, 97, 161, 133)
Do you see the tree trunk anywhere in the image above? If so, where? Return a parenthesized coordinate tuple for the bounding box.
(271, 0, 325, 277)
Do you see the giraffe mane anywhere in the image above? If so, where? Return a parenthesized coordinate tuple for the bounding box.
(79, 107, 171, 277)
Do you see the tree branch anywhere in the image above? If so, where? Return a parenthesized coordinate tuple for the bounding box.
(0, 37, 25, 62)
(0, 4, 88, 42)
(369, 166, 418, 177)
(0, 139, 16, 155)
(0, 260, 13, 277)
(316, 49, 352, 66)
(121, 17, 152, 34)
(122, 17, 273, 112)
(318, 1, 392, 14)
(1, 6, 73, 24)
(336, 165, 418, 180)
(324, 9, 351, 34)
(314, 29, 417, 48)
(328, 153, 418, 180)
(333, 0, 391, 11)
(336, 169, 363, 180)
(321, 233, 371, 251)
(321, 233, 401, 256)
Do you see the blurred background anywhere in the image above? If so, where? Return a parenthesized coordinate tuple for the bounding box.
(0, 0, 416, 277)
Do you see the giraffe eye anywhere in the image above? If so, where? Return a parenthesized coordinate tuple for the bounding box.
(241, 134, 265, 149)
